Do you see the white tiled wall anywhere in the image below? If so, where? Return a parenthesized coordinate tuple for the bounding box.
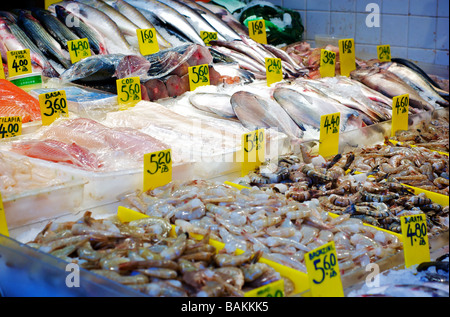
(262, 0, 449, 67)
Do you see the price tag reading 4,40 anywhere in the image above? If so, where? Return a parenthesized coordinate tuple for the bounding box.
(137, 28, 160, 56)
(200, 31, 218, 46)
(68, 38, 91, 64)
(377, 44, 391, 62)
(305, 241, 344, 297)
(319, 112, 340, 158)
(265, 57, 283, 86)
(39, 90, 69, 126)
(0, 192, 9, 237)
(144, 149, 172, 192)
(339, 38, 356, 77)
(391, 94, 409, 137)
(0, 116, 22, 139)
(188, 64, 210, 91)
(248, 19, 267, 44)
(401, 214, 430, 268)
(242, 129, 265, 177)
(117, 77, 142, 110)
(320, 49, 336, 78)
(7, 49, 32, 78)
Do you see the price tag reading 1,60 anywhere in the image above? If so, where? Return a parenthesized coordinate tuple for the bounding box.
(339, 38, 356, 77)
(188, 64, 210, 91)
(242, 129, 265, 177)
(0, 116, 22, 139)
(320, 49, 336, 78)
(39, 90, 69, 126)
(68, 38, 91, 64)
(401, 214, 430, 268)
(265, 57, 283, 86)
(377, 44, 391, 62)
(391, 93, 409, 137)
(200, 31, 218, 46)
(305, 241, 344, 297)
(319, 112, 340, 159)
(248, 19, 267, 44)
(0, 191, 9, 237)
(137, 28, 160, 56)
(7, 49, 32, 78)
(144, 149, 172, 192)
(117, 77, 142, 110)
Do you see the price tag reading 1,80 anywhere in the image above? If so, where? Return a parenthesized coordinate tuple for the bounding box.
(377, 44, 391, 62)
(248, 19, 267, 44)
(144, 149, 172, 192)
(401, 214, 430, 268)
(0, 116, 22, 139)
(320, 49, 336, 78)
(391, 93, 409, 137)
(305, 241, 344, 297)
(242, 129, 265, 177)
(319, 112, 340, 159)
(265, 57, 283, 86)
(137, 28, 160, 56)
(117, 77, 142, 110)
(68, 38, 91, 64)
(188, 64, 210, 91)
(39, 90, 69, 126)
(7, 49, 32, 78)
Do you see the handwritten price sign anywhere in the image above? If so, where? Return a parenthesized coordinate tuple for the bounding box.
(401, 214, 430, 268)
(241, 129, 265, 177)
(68, 38, 91, 64)
(144, 149, 172, 192)
(200, 31, 218, 46)
(244, 279, 284, 297)
(137, 28, 160, 56)
(265, 57, 283, 86)
(339, 38, 356, 77)
(248, 19, 267, 44)
(391, 94, 409, 137)
(7, 49, 32, 77)
(0, 62, 5, 79)
(319, 112, 340, 158)
(320, 49, 336, 78)
(117, 77, 142, 110)
(377, 44, 391, 62)
(0, 116, 22, 139)
(188, 64, 210, 91)
(39, 90, 69, 126)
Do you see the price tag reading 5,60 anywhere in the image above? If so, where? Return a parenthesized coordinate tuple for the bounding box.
(39, 90, 69, 126)
(137, 28, 160, 56)
(401, 214, 430, 268)
(248, 19, 267, 44)
(241, 129, 265, 177)
(0, 116, 22, 139)
(144, 149, 172, 192)
(117, 77, 142, 110)
(188, 64, 210, 91)
(320, 49, 336, 78)
(319, 112, 340, 158)
(68, 38, 91, 64)
(7, 49, 32, 78)
(391, 93, 409, 137)
(305, 241, 344, 297)
(265, 57, 283, 86)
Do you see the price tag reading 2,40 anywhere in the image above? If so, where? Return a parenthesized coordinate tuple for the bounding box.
(117, 77, 142, 110)
(339, 38, 356, 77)
(320, 49, 336, 78)
(401, 214, 430, 268)
(188, 64, 210, 91)
(377, 44, 391, 62)
(265, 57, 283, 86)
(7, 49, 32, 78)
(319, 112, 340, 158)
(242, 129, 265, 177)
(68, 38, 91, 64)
(137, 28, 160, 56)
(391, 93, 409, 137)
(144, 149, 172, 192)
(39, 90, 69, 126)
(0, 116, 22, 139)
(305, 241, 344, 297)
(0, 191, 9, 237)
(248, 19, 267, 44)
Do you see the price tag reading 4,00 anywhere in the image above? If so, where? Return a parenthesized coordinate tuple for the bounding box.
(188, 64, 210, 91)
(391, 94, 409, 137)
(265, 57, 283, 86)
(319, 112, 340, 159)
(144, 149, 172, 192)
(117, 77, 142, 110)
(68, 38, 91, 64)
(305, 241, 344, 297)
(39, 90, 69, 126)
(137, 28, 160, 56)
(7, 49, 32, 78)
(242, 129, 265, 177)
(401, 214, 430, 268)
(0, 116, 22, 139)
(248, 19, 267, 44)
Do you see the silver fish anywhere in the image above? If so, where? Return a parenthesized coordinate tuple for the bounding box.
(189, 92, 236, 118)
(197, 1, 249, 36)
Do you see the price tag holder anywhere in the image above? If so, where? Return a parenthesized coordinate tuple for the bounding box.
(188, 64, 210, 91)
(137, 28, 160, 56)
(0, 192, 9, 237)
(68, 38, 91, 64)
(0, 116, 22, 139)
(339, 38, 356, 77)
(320, 49, 336, 78)
(305, 241, 344, 297)
(391, 94, 409, 137)
(116, 77, 142, 110)
(200, 31, 218, 46)
(244, 279, 284, 297)
(319, 112, 340, 158)
(0, 62, 5, 79)
(143, 149, 172, 192)
(7, 49, 32, 78)
(241, 129, 265, 177)
(248, 19, 267, 44)
(377, 44, 391, 62)
(39, 90, 69, 126)
(401, 214, 430, 268)
(265, 57, 283, 86)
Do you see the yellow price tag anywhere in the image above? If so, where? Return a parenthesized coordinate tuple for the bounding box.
(200, 31, 218, 46)
(39, 90, 69, 126)
(241, 129, 265, 177)
(0, 116, 22, 139)
(244, 279, 284, 297)
(7, 49, 32, 78)
(319, 112, 340, 158)
(400, 214, 430, 268)
(117, 77, 142, 110)
(377, 44, 391, 62)
(248, 19, 267, 44)
(265, 57, 283, 86)
(391, 94, 409, 137)
(68, 38, 91, 64)
(45, 0, 60, 10)
(305, 241, 344, 297)
(117, 206, 149, 223)
(0, 62, 5, 79)
(188, 64, 210, 91)
(320, 49, 336, 78)
(339, 38, 356, 77)
(143, 149, 172, 192)
(0, 192, 9, 237)
(137, 28, 160, 56)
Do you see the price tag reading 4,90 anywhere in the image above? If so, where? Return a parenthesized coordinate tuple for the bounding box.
(7, 49, 32, 78)
(320, 49, 336, 78)
(144, 149, 172, 192)
(117, 77, 142, 110)
(248, 19, 267, 44)
(401, 214, 430, 268)
(0, 116, 22, 139)
(242, 129, 265, 177)
(391, 94, 409, 137)
(200, 31, 218, 46)
(339, 38, 356, 77)
(305, 241, 344, 297)
(137, 28, 160, 56)
(377, 44, 391, 62)
(265, 57, 283, 86)
(188, 64, 210, 91)
(39, 90, 69, 126)
(68, 38, 91, 64)
(0, 191, 9, 237)
(319, 112, 340, 158)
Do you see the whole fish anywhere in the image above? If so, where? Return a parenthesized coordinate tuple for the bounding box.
(189, 92, 236, 118)
(210, 45, 267, 75)
(0, 11, 17, 23)
(197, 1, 249, 36)
(230, 90, 304, 139)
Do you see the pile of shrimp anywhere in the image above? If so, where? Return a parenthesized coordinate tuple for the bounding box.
(27, 211, 290, 297)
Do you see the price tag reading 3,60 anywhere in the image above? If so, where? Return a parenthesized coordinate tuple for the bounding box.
(248, 19, 267, 44)
(242, 129, 265, 177)
(7, 49, 32, 78)
(137, 28, 160, 56)
(68, 38, 91, 64)
(391, 94, 409, 137)
(305, 241, 344, 297)
(320, 49, 336, 78)
(117, 77, 142, 110)
(39, 90, 69, 126)
(319, 112, 340, 158)
(265, 57, 283, 86)
(401, 214, 430, 268)
(339, 38, 356, 77)
(0, 192, 9, 237)
(144, 149, 172, 192)
(377, 44, 391, 62)
(200, 31, 218, 46)
(188, 64, 210, 91)
(0, 116, 22, 139)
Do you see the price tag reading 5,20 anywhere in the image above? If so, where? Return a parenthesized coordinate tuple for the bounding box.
(117, 77, 142, 110)
(144, 149, 172, 192)
(305, 241, 344, 297)
(401, 214, 430, 268)
(319, 112, 340, 159)
(188, 64, 210, 91)
(39, 90, 69, 126)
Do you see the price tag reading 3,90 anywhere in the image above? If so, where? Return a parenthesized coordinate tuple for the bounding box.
(137, 28, 160, 56)
(39, 90, 69, 126)
(265, 57, 283, 86)
(377, 44, 391, 62)
(248, 19, 267, 44)
(144, 149, 172, 192)
(117, 77, 142, 110)
(242, 129, 265, 177)
(401, 214, 430, 268)
(188, 64, 210, 91)
(320, 49, 336, 78)
(319, 112, 340, 158)
(0, 116, 22, 139)
(68, 38, 91, 64)
(7, 49, 32, 78)
(391, 94, 409, 137)
(339, 38, 356, 77)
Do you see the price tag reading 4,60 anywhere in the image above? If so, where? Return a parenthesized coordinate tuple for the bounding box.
(188, 64, 210, 91)
(0, 192, 9, 237)
(339, 38, 356, 77)
(391, 94, 409, 137)
(68, 38, 91, 64)
(265, 57, 283, 86)
(7, 49, 32, 78)
(377, 44, 391, 62)
(401, 214, 430, 268)
(117, 77, 142, 110)
(248, 19, 267, 44)
(0, 116, 22, 139)
(200, 31, 218, 46)
(144, 149, 172, 192)
(137, 28, 160, 56)
(319, 112, 340, 158)
(39, 90, 69, 126)
(320, 49, 336, 78)
(305, 241, 344, 297)
(242, 129, 265, 177)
